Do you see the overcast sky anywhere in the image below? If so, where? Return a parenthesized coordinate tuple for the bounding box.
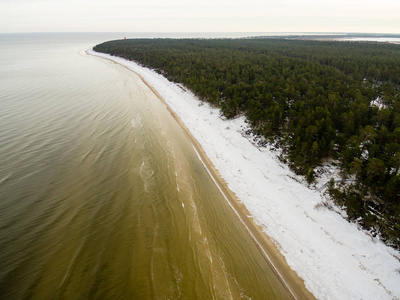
(0, 0, 399, 33)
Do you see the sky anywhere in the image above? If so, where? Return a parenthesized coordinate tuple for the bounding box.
(0, 0, 399, 34)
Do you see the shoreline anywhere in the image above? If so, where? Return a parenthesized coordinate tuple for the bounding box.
(87, 49, 400, 300)
(87, 49, 314, 299)
(143, 72, 314, 300)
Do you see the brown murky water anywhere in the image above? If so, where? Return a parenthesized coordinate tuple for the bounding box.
(0, 33, 294, 299)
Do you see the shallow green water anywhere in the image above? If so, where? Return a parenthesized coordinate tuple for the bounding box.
(0, 33, 292, 299)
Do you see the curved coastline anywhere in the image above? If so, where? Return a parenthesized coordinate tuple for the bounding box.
(87, 49, 314, 299)
(87, 49, 400, 300)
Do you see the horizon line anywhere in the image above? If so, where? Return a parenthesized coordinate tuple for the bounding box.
(1, 31, 400, 35)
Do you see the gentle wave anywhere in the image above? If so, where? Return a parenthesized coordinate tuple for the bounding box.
(0, 36, 294, 299)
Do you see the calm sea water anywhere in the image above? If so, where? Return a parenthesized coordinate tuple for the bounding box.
(0, 33, 292, 299)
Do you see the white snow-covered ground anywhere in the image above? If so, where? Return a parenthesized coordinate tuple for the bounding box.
(336, 37, 400, 44)
(89, 50, 400, 300)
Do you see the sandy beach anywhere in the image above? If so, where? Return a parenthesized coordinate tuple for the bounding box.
(136, 61, 315, 300)
(88, 49, 400, 300)
(87, 49, 314, 299)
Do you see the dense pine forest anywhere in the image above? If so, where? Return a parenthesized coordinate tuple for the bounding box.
(94, 38, 400, 249)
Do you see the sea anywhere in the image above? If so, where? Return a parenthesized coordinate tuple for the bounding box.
(0, 32, 292, 299)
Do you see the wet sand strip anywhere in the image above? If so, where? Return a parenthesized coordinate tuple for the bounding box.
(88, 51, 316, 300)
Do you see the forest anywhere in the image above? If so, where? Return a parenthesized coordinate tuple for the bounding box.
(94, 38, 400, 249)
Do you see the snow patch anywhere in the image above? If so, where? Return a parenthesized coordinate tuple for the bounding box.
(371, 97, 389, 109)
